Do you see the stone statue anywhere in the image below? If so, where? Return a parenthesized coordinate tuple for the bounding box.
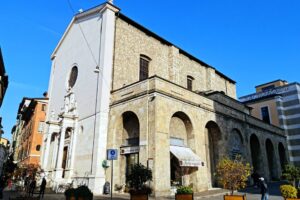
(63, 91, 77, 114)
(50, 110, 56, 121)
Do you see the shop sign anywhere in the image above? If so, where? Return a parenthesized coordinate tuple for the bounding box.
(120, 146, 139, 155)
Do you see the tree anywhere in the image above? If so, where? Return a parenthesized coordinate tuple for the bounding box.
(2, 155, 18, 177)
(126, 163, 152, 194)
(216, 156, 252, 195)
(282, 164, 300, 187)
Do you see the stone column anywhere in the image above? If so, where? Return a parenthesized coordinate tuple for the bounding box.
(67, 120, 78, 179)
(54, 126, 66, 179)
(42, 132, 52, 169)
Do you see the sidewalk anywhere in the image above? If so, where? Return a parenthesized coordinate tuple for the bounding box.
(3, 188, 228, 200)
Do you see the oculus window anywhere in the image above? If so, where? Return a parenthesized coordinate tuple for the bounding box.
(68, 66, 78, 88)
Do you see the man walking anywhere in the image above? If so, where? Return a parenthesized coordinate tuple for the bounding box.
(39, 177, 47, 199)
(259, 177, 268, 200)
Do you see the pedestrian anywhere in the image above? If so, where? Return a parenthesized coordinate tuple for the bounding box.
(251, 171, 260, 188)
(0, 176, 5, 199)
(24, 175, 29, 193)
(259, 177, 268, 200)
(39, 177, 47, 199)
(29, 177, 36, 197)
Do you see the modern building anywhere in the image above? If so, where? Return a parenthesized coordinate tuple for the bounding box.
(11, 97, 48, 166)
(240, 80, 300, 166)
(41, 2, 289, 196)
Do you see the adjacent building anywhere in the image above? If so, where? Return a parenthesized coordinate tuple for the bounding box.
(0, 47, 9, 175)
(11, 97, 48, 166)
(240, 80, 300, 166)
(41, 2, 289, 196)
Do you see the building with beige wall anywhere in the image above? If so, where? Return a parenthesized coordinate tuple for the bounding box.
(42, 2, 289, 196)
(240, 80, 300, 166)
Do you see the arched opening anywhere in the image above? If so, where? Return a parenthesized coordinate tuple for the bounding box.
(266, 139, 278, 180)
(278, 142, 287, 171)
(169, 112, 198, 187)
(228, 129, 244, 159)
(121, 111, 140, 183)
(205, 121, 222, 187)
(62, 128, 72, 178)
(250, 134, 263, 176)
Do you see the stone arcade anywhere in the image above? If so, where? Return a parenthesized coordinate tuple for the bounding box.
(41, 2, 289, 196)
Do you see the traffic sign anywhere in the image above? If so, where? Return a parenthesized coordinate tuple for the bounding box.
(107, 149, 118, 160)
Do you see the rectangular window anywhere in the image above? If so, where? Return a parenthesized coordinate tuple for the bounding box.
(187, 76, 194, 91)
(139, 57, 149, 81)
(261, 106, 271, 124)
(187, 78, 193, 90)
(38, 121, 45, 133)
(42, 104, 46, 111)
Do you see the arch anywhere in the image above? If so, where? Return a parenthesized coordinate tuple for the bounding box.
(169, 111, 195, 186)
(122, 111, 140, 146)
(205, 121, 222, 187)
(169, 111, 193, 147)
(228, 128, 244, 159)
(266, 139, 278, 180)
(121, 111, 140, 184)
(278, 142, 288, 171)
(250, 134, 263, 175)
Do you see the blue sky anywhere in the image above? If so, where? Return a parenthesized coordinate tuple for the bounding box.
(0, 0, 300, 140)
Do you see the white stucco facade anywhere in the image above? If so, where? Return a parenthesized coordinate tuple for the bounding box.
(41, 3, 119, 194)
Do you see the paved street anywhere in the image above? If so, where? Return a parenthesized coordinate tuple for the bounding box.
(2, 182, 285, 200)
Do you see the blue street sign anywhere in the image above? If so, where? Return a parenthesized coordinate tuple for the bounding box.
(107, 149, 118, 160)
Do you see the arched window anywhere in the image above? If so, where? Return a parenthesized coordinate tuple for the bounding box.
(36, 145, 41, 151)
(139, 55, 151, 81)
(187, 76, 194, 91)
(68, 66, 78, 88)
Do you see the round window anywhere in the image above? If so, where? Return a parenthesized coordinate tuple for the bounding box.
(68, 66, 78, 88)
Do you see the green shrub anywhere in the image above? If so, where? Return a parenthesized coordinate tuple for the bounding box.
(127, 163, 152, 194)
(280, 184, 297, 199)
(176, 186, 193, 194)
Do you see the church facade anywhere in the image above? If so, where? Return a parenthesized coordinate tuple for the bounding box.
(41, 2, 289, 196)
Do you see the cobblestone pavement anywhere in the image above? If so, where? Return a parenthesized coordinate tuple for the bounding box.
(3, 182, 285, 200)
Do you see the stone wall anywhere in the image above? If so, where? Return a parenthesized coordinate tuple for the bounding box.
(108, 76, 288, 196)
(113, 17, 236, 98)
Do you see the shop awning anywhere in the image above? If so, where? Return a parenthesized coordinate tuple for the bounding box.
(170, 145, 202, 167)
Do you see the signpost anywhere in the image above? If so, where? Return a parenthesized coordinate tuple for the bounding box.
(107, 149, 118, 200)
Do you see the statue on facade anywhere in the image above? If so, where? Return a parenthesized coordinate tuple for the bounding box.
(63, 91, 77, 115)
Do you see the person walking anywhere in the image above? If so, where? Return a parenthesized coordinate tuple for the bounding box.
(29, 177, 36, 197)
(0, 176, 5, 199)
(39, 177, 47, 199)
(259, 177, 268, 200)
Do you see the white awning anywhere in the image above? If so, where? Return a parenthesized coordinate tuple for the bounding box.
(170, 145, 202, 167)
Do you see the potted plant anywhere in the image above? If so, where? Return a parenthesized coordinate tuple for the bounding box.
(127, 163, 152, 200)
(280, 184, 299, 200)
(175, 186, 193, 200)
(216, 156, 251, 200)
